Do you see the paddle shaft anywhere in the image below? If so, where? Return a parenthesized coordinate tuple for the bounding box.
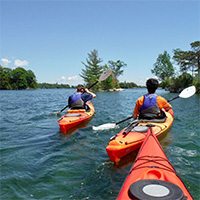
(88, 81, 98, 90)
(167, 95, 179, 102)
(116, 116, 132, 125)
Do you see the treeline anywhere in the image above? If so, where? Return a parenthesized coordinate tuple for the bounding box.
(0, 66, 38, 90)
(0, 64, 138, 90)
(119, 82, 138, 88)
(38, 82, 138, 89)
(38, 83, 73, 89)
(151, 41, 200, 93)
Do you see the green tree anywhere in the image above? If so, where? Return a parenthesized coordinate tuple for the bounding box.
(26, 70, 38, 89)
(166, 72, 193, 92)
(108, 60, 127, 88)
(10, 67, 28, 89)
(173, 41, 200, 80)
(120, 81, 137, 88)
(151, 51, 175, 81)
(0, 66, 38, 90)
(80, 49, 104, 90)
(0, 66, 12, 89)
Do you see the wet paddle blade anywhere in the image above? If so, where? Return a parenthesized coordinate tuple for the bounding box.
(179, 86, 196, 98)
(92, 123, 119, 130)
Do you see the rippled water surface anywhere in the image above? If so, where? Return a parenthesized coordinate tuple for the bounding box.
(0, 88, 199, 199)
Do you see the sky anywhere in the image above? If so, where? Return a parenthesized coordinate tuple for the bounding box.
(1, 0, 199, 86)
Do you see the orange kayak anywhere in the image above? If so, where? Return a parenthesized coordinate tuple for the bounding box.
(117, 126, 193, 200)
(58, 101, 95, 133)
(106, 111, 173, 163)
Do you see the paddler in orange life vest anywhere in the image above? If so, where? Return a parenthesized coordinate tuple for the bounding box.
(132, 78, 174, 120)
(68, 84, 96, 111)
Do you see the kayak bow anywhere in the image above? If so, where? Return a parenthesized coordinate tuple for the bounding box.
(117, 126, 193, 200)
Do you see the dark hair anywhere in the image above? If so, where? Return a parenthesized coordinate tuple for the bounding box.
(146, 78, 158, 93)
(77, 84, 85, 92)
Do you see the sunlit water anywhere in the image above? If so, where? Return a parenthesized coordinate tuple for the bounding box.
(0, 88, 199, 199)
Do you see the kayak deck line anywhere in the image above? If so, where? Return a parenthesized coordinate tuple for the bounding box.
(130, 155, 175, 174)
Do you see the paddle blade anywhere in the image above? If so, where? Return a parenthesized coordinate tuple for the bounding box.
(179, 86, 196, 98)
(99, 69, 112, 82)
(92, 123, 119, 130)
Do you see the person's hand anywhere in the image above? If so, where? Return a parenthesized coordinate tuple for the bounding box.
(133, 113, 137, 119)
(84, 88, 89, 93)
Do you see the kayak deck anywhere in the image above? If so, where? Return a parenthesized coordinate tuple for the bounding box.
(106, 111, 174, 163)
(117, 127, 193, 200)
(58, 101, 95, 133)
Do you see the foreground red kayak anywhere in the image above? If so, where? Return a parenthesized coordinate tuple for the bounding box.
(58, 101, 95, 133)
(117, 126, 193, 200)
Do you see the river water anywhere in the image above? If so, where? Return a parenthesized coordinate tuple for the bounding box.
(0, 88, 199, 199)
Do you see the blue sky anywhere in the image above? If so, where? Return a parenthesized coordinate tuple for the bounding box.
(1, 0, 199, 86)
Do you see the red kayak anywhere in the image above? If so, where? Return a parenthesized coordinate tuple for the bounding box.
(117, 125, 193, 200)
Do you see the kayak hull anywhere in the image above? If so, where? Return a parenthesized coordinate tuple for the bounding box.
(58, 101, 95, 133)
(117, 128, 193, 200)
(106, 111, 173, 163)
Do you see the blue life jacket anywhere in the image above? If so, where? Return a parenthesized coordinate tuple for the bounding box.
(68, 92, 85, 109)
(139, 94, 165, 120)
(140, 94, 159, 112)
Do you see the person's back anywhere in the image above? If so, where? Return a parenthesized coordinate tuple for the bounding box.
(133, 78, 173, 120)
(68, 84, 96, 110)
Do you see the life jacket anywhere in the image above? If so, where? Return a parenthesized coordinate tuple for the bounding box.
(139, 94, 166, 120)
(68, 92, 85, 109)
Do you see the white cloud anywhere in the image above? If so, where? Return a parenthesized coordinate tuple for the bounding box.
(57, 75, 83, 86)
(67, 75, 78, 81)
(1, 58, 11, 66)
(59, 76, 67, 82)
(14, 59, 29, 67)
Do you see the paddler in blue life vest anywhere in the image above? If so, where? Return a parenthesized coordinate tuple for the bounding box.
(68, 84, 96, 111)
(132, 78, 174, 120)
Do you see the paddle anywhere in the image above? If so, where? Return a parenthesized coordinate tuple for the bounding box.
(167, 85, 196, 102)
(92, 85, 196, 130)
(55, 69, 112, 115)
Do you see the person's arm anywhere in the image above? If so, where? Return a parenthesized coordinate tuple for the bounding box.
(132, 96, 143, 119)
(157, 96, 174, 117)
(84, 88, 96, 98)
(157, 96, 172, 111)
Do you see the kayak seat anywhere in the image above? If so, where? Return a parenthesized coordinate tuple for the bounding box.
(131, 126, 148, 133)
(128, 179, 185, 200)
